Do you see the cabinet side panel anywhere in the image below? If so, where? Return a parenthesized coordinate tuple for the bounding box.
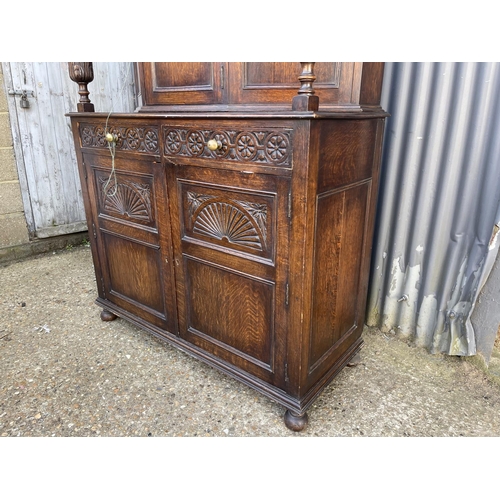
(359, 62, 385, 106)
(308, 183, 369, 369)
(317, 120, 378, 192)
(69, 119, 107, 303)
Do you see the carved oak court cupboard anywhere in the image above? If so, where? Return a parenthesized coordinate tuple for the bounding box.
(68, 62, 387, 431)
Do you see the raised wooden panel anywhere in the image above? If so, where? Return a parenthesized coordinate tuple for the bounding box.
(179, 180, 275, 262)
(184, 257, 275, 370)
(138, 62, 223, 106)
(94, 168, 156, 229)
(317, 120, 378, 193)
(154, 62, 214, 89)
(244, 62, 340, 88)
(228, 62, 360, 108)
(308, 182, 370, 372)
(103, 233, 165, 314)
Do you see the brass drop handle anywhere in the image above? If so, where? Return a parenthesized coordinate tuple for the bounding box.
(207, 139, 222, 151)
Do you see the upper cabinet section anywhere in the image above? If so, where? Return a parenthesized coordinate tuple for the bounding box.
(138, 62, 225, 106)
(135, 62, 385, 113)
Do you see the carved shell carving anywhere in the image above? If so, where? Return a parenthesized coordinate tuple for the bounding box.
(100, 177, 152, 222)
(187, 192, 268, 250)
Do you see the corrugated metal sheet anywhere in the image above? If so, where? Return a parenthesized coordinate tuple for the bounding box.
(367, 62, 500, 357)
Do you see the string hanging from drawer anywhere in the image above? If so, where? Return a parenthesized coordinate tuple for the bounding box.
(101, 63, 132, 196)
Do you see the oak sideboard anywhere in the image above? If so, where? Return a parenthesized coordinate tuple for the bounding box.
(68, 62, 387, 431)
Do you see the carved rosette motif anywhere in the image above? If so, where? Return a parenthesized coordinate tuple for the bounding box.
(80, 125, 160, 153)
(187, 191, 268, 250)
(99, 176, 153, 222)
(165, 130, 182, 153)
(164, 127, 292, 166)
(236, 133, 257, 161)
(186, 131, 205, 156)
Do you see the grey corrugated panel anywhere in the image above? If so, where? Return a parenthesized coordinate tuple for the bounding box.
(366, 62, 500, 356)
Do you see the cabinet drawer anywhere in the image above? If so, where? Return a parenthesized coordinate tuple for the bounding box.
(163, 125, 293, 169)
(79, 122, 160, 155)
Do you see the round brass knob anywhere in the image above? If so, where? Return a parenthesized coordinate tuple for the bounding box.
(207, 139, 222, 151)
(105, 133, 117, 143)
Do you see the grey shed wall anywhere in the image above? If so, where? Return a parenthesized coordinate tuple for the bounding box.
(367, 62, 500, 358)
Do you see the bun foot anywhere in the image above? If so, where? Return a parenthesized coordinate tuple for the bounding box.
(100, 309, 118, 322)
(284, 409, 308, 432)
(347, 352, 361, 367)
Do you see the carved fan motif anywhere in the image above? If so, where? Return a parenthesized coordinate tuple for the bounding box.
(193, 202, 264, 250)
(187, 191, 213, 216)
(239, 201, 268, 241)
(100, 177, 152, 221)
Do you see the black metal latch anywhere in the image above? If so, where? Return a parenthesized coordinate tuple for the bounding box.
(8, 89, 34, 109)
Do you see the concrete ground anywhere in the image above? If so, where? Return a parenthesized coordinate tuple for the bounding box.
(1, 244, 500, 437)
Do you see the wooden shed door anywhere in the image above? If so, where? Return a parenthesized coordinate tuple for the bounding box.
(2, 62, 136, 238)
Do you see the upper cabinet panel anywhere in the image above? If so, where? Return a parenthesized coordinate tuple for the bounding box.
(243, 62, 340, 87)
(138, 62, 224, 107)
(227, 62, 361, 110)
(136, 62, 384, 112)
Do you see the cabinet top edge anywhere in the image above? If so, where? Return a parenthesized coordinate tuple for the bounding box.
(66, 110, 389, 120)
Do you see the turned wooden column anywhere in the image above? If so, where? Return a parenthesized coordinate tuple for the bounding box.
(68, 62, 95, 112)
(292, 62, 319, 112)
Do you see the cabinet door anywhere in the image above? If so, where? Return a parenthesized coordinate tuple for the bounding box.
(167, 162, 290, 387)
(227, 62, 359, 108)
(138, 62, 224, 106)
(83, 152, 178, 334)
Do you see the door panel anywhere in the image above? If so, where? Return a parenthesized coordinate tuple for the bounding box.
(83, 152, 177, 333)
(228, 62, 357, 107)
(184, 256, 275, 370)
(167, 162, 289, 386)
(178, 179, 276, 263)
(102, 232, 166, 317)
(244, 62, 340, 87)
(139, 62, 224, 106)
